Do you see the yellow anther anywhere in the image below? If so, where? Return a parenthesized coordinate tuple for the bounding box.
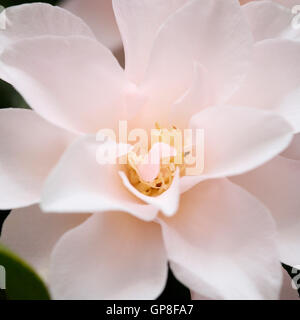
(126, 123, 186, 197)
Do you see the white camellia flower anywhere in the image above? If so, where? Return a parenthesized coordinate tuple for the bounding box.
(0, 0, 300, 300)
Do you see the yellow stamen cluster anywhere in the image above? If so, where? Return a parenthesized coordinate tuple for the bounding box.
(126, 123, 185, 197)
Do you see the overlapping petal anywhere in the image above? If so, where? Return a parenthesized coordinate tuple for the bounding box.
(273, 0, 300, 8)
(191, 268, 300, 300)
(41, 136, 158, 221)
(181, 106, 293, 193)
(112, 0, 188, 83)
(242, 1, 300, 42)
(159, 179, 282, 299)
(0, 109, 74, 209)
(0, 36, 128, 134)
(136, 0, 253, 129)
(49, 211, 167, 299)
(281, 133, 300, 160)
(1, 205, 86, 281)
(119, 169, 180, 217)
(0, 3, 95, 51)
(61, 0, 122, 51)
(0, 0, 298, 301)
(231, 156, 300, 266)
(229, 39, 300, 133)
(170, 63, 212, 129)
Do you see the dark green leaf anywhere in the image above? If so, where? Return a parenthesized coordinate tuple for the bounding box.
(0, 243, 50, 300)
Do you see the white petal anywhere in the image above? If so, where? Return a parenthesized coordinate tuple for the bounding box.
(243, 1, 300, 42)
(112, 0, 188, 83)
(181, 106, 293, 193)
(273, 0, 300, 9)
(0, 109, 73, 209)
(191, 267, 300, 300)
(170, 63, 212, 129)
(278, 88, 300, 133)
(229, 40, 300, 133)
(160, 179, 282, 299)
(61, 0, 122, 51)
(1, 205, 86, 281)
(0, 3, 95, 51)
(0, 36, 128, 134)
(141, 0, 253, 125)
(119, 168, 180, 217)
(231, 156, 300, 266)
(41, 136, 158, 221)
(49, 211, 167, 299)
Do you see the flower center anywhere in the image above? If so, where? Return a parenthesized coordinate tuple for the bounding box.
(126, 123, 185, 197)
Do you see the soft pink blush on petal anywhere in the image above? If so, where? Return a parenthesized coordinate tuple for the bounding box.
(61, 0, 122, 52)
(112, 0, 188, 83)
(119, 169, 180, 217)
(231, 156, 300, 267)
(49, 212, 168, 300)
(0, 36, 128, 134)
(159, 179, 282, 299)
(170, 63, 212, 129)
(0, 205, 87, 282)
(191, 268, 300, 300)
(136, 0, 253, 130)
(242, 1, 300, 42)
(229, 40, 300, 133)
(270, 0, 300, 9)
(0, 3, 96, 52)
(240, 0, 300, 7)
(0, 109, 74, 209)
(0, 3, 95, 82)
(41, 136, 158, 222)
(180, 106, 293, 193)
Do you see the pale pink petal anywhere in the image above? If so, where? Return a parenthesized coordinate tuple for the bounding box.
(119, 169, 180, 217)
(41, 136, 158, 221)
(229, 40, 300, 133)
(274, 0, 300, 8)
(49, 211, 167, 299)
(181, 106, 293, 193)
(281, 133, 300, 160)
(241, 0, 300, 9)
(277, 88, 300, 133)
(231, 156, 300, 267)
(0, 3, 95, 52)
(159, 179, 282, 299)
(242, 1, 299, 42)
(1, 205, 86, 281)
(112, 0, 188, 83)
(191, 268, 300, 300)
(0, 109, 74, 209)
(280, 268, 300, 300)
(138, 0, 253, 129)
(170, 63, 212, 129)
(61, 0, 122, 51)
(0, 36, 128, 134)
